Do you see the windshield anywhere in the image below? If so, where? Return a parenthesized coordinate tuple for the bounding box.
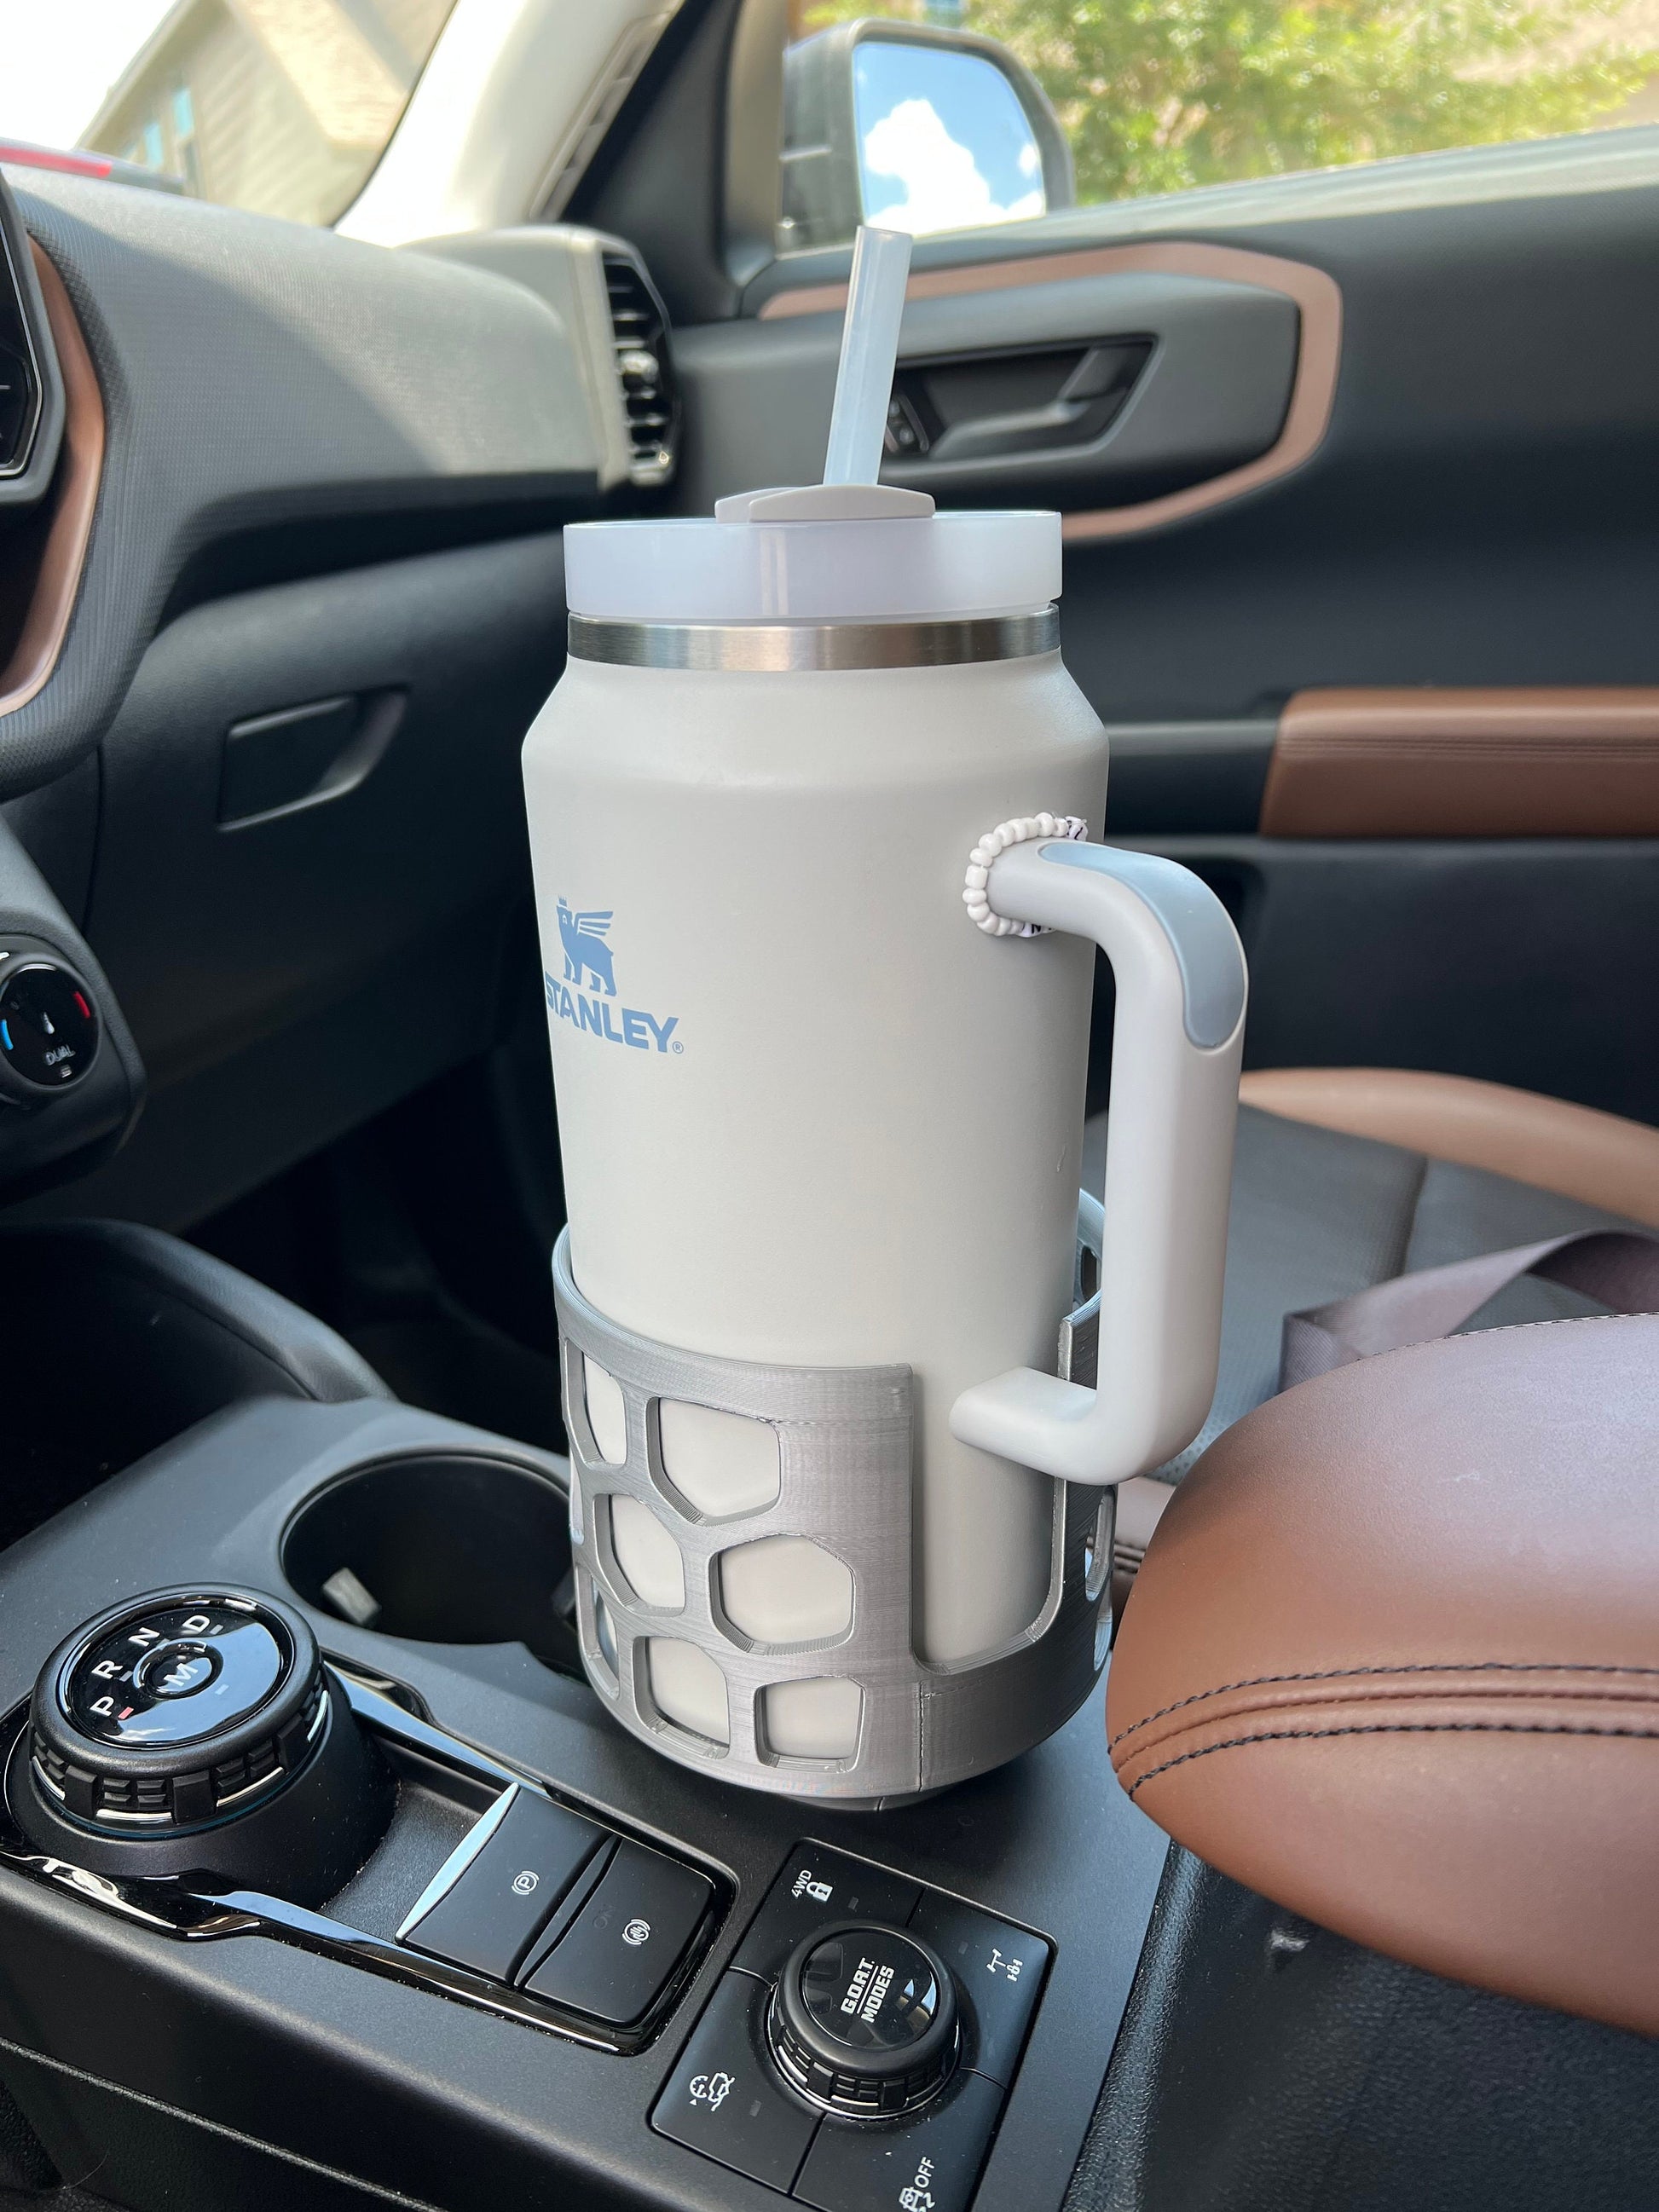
(1, 0, 458, 228)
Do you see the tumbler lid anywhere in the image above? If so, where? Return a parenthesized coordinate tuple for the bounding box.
(564, 222, 1061, 628)
(561, 502, 1061, 625)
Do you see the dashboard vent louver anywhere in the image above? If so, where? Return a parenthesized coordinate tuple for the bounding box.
(602, 248, 679, 489)
(0, 222, 42, 479)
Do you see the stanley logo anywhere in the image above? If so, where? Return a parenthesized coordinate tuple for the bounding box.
(546, 902, 681, 1055)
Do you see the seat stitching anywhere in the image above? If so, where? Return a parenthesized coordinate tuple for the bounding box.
(1108, 1660, 1659, 1748)
(1121, 1718, 1659, 1798)
(1375, 1311, 1650, 1347)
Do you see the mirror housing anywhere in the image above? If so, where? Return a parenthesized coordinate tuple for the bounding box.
(781, 18, 1073, 252)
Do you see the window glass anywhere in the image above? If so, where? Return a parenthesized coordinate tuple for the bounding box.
(1, 0, 458, 228)
(789, 0, 1659, 224)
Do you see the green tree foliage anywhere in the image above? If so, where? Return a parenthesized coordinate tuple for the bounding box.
(803, 0, 1659, 200)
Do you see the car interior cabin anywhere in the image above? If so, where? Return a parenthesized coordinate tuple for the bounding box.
(0, 3, 1657, 2208)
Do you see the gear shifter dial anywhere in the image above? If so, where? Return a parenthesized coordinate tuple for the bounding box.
(13, 1585, 389, 1900)
(34, 1590, 324, 1828)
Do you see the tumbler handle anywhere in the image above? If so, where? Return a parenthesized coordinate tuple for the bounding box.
(950, 841, 1246, 1486)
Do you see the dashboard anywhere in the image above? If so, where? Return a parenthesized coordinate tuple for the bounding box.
(0, 166, 675, 1227)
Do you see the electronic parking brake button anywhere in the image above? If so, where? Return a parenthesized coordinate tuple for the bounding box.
(524, 1839, 711, 2024)
(401, 1788, 606, 1984)
(653, 1970, 818, 2191)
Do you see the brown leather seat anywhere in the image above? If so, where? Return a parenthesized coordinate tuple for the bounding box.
(1106, 1071, 1659, 1589)
(1107, 1313, 1659, 2038)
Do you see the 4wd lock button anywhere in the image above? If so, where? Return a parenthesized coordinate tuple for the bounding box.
(733, 1844, 922, 1982)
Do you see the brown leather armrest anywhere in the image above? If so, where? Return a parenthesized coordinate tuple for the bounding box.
(1260, 687, 1659, 837)
(1107, 1314, 1659, 2036)
(1238, 1066, 1659, 1228)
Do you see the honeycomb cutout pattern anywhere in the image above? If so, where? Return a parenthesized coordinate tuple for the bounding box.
(554, 1231, 1109, 1803)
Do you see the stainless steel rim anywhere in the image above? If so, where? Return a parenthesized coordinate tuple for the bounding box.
(566, 607, 1059, 671)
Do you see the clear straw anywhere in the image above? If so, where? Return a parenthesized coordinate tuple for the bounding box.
(822, 226, 913, 487)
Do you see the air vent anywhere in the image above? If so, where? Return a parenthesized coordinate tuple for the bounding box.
(0, 232, 42, 478)
(0, 171, 63, 507)
(602, 248, 679, 489)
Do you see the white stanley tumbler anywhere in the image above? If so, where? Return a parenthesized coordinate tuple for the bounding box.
(523, 233, 1246, 1803)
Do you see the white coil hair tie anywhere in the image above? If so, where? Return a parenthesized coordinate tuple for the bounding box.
(963, 813, 1088, 937)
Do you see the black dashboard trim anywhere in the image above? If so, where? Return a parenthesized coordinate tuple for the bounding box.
(0, 171, 606, 800)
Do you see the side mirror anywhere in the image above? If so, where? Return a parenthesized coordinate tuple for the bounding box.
(781, 18, 1074, 252)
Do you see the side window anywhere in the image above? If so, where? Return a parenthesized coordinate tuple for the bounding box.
(783, 0, 1659, 245)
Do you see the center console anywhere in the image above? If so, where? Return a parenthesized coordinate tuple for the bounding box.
(0, 1378, 1168, 2212)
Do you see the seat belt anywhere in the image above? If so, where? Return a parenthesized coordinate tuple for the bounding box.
(1279, 1228, 1659, 1391)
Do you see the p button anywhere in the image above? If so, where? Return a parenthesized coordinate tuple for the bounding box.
(400, 1787, 607, 1984)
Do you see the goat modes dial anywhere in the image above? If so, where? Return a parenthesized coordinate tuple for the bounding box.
(768, 1921, 959, 2117)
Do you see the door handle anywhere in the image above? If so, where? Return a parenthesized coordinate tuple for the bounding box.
(891, 341, 1148, 466)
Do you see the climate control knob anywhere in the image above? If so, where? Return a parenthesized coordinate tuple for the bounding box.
(767, 1921, 958, 2117)
(0, 959, 99, 1091)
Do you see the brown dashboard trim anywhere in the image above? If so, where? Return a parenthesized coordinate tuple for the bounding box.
(757, 241, 1342, 540)
(0, 243, 105, 719)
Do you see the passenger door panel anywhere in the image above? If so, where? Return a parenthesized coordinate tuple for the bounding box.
(672, 161, 1659, 1122)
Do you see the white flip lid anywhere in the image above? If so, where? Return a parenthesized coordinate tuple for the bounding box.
(563, 488, 1061, 624)
(564, 228, 1061, 626)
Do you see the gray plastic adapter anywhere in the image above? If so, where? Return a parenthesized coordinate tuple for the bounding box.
(554, 1227, 1113, 1807)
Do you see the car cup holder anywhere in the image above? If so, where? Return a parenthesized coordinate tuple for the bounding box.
(281, 1453, 581, 1681)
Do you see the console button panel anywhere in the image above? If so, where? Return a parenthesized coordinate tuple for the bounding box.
(652, 1844, 1050, 2209)
(395, 1779, 717, 2044)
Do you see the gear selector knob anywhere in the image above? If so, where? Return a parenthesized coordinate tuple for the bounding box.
(13, 1586, 390, 1900)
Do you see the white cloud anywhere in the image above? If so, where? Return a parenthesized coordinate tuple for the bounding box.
(862, 97, 1043, 235)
